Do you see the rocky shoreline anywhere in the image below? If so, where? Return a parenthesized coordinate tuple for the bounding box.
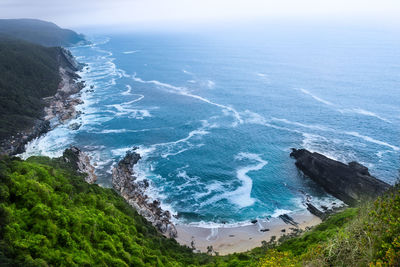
(63, 146, 97, 184)
(112, 148, 178, 238)
(0, 48, 85, 156)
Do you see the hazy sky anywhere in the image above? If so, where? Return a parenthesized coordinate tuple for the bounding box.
(1, 0, 400, 30)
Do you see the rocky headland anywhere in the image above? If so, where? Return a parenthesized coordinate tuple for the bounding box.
(112, 148, 178, 238)
(290, 148, 390, 206)
(62, 146, 97, 184)
(0, 48, 86, 156)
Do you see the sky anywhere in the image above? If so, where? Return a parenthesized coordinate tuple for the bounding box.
(1, 0, 400, 30)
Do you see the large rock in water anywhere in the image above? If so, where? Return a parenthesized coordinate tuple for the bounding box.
(112, 148, 178, 238)
(290, 148, 390, 206)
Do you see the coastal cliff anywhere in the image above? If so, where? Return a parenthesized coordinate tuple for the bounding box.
(290, 148, 390, 206)
(43, 49, 86, 125)
(0, 45, 85, 156)
(112, 149, 178, 238)
(0, 20, 88, 156)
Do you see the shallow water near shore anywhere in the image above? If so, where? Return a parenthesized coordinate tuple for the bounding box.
(175, 211, 321, 255)
(23, 25, 400, 226)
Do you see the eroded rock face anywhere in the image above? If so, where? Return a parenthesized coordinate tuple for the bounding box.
(0, 48, 86, 156)
(112, 149, 178, 238)
(290, 148, 390, 206)
(43, 66, 85, 124)
(63, 146, 97, 184)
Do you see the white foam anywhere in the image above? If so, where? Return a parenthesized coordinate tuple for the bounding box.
(122, 50, 139, 54)
(106, 104, 151, 119)
(161, 144, 204, 158)
(194, 181, 225, 199)
(376, 150, 392, 158)
(223, 153, 268, 208)
(207, 80, 215, 89)
(308, 196, 346, 211)
(110, 147, 132, 157)
(100, 128, 154, 134)
(271, 117, 330, 131)
(299, 88, 334, 106)
(301, 133, 350, 162)
(240, 110, 302, 134)
(175, 170, 202, 190)
(180, 220, 254, 229)
(123, 94, 145, 104)
(121, 85, 132, 95)
(274, 116, 399, 152)
(20, 126, 73, 159)
(345, 131, 399, 151)
(298, 88, 392, 125)
(131, 73, 243, 126)
(339, 108, 391, 123)
(271, 209, 292, 218)
(135, 146, 157, 158)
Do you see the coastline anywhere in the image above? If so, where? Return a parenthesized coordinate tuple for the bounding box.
(175, 211, 321, 255)
(0, 47, 85, 156)
(109, 149, 333, 253)
(0, 38, 365, 257)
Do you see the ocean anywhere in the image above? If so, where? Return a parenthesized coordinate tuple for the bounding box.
(23, 24, 400, 226)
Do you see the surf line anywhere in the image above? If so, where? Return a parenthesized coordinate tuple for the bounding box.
(131, 73, 243, 126)
(297, 88, 391, 124)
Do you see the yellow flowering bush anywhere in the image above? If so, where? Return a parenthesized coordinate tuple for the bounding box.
(257, 250, 299, 267)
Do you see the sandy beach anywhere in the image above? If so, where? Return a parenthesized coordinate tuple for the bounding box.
(175, 211, 321, 255)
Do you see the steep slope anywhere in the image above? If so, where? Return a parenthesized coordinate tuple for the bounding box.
(0, 155, 212, 266)
(0, 35, 61, 141)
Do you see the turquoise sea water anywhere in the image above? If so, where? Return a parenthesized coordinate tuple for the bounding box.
(24, 25, 400, 225)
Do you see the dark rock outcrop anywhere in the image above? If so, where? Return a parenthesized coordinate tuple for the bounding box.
(279, 214, 299, 227)
(291, 148, 390, 205)
(305, 201, 346, 220)
(112, 148, 177, 238)
(305, 202, 326, 220)
(63, 146, 97, 184)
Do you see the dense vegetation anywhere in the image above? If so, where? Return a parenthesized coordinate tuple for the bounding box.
(257, 184, 400, 266)
(0, 36, 62, 140)
(0, 19, 86, 47)
(0, 155, 398, 266)
(0, 156, 211, 266)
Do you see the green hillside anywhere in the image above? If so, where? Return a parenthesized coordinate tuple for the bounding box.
(0, 155, 398, 266)
(0, 19, 87, 47)
(0, 155, 211, 266)
(0, 35, 62, 140)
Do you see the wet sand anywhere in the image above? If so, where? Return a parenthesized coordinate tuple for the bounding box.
(175, 211, 321, 255)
